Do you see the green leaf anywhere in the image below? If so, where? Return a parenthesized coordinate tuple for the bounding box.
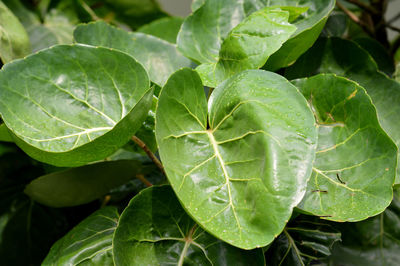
(354, 37, 395, 76)
(395, 62, 400, 82)
(196, 7, 297, 87)
(74, 21, 193, 87)
(321, 12, 348, 37)
(191, 0, 205, 11)
(264, 0, 335, 70)
(155, 68, 317, 249)
(24, 160, 148, 207)
(0, 44, 152, 167)
(0, 1, 30, 63)
(328, 189, 400, 265)
(266, 215, 341, 265)
(292, 74, 397, 222)
(286, 37, 400, 185)
(0, 124, 13, 142)
(43, 206, 118, 265)
(113, 185, 265, 265)
(134, 95, 158, 153)
(138, 16, 184, 44)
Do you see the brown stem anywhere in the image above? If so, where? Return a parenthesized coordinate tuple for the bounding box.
(131, 136, 165, 175)
(345, 0, 379, 15)
(337, 1, 374, 35)
(136, 174, 153, 187)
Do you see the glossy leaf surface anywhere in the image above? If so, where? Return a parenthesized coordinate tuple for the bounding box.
(329, 189, 400, 265)
(74, 21, 193, 87)
(266, 215, 341, 265)
(156, 68, 317, 249)
(0, 44, 152, 167)
(0, 1, 30, 63)
(138, 16, 183, 44)
(196, 7, 296, 87)
(293, 74, 397, 221)
(113, 185, 265, 265)
(24, 160, 148, 207)
(43, 206, 118, 265)
(286, 37, 400, 184)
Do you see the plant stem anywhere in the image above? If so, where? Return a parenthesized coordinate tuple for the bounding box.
(136, 174, 153, 187)
(337, 1, 374, 35)
(78, 0, 100, 21)
(344, 0, 379, 15)
(131, 136, 165, 175)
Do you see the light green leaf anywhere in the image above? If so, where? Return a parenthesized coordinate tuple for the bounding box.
(286, 37, 400, 185)
(264, 0, 335, 70)
(0, 44, 152, 167)
(24, 160, 148, 207)
(74, 21, 193, 87)
(113, 185, 265, 265)
(155, 68, 317, 249)
(191, 0, 205, 11)
(328, 189, 400, 265)
(266, 215, 341, 265)
(0, 1, 30, 63)
(293, 74, 397, 221)
(196, 7, 296, 87)
(43, 206, 118, 266)
(138, 16, 184, 44)
(394, 62, 400, 82)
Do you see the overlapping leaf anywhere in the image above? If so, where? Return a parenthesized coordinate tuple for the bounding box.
(113, 185, 265, 265)
(0, 44, 152, 167)
(196, 7, 297, 87)
(74, 21, 193, 87)
(138, 16, 183, 44)
(43, 207, 118, 265)
(286, 37, 400, 184)
(24, 160, 149, 207)
(328, 189, 400, 265)
(292, 74, 397, 221)
(266, 215, 341, 265)
(0, 1, 30, 63)
(155, 68, 317, 249)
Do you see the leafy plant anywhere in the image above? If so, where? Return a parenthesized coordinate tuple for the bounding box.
(0, 0, 399, 265)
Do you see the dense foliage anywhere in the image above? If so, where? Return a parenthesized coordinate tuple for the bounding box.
(0, 0, 399, 265)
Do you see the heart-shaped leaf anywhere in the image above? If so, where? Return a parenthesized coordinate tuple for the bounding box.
(155, 68, 317, 249)
(286, 37, 400, 184)
(113, 185, 265, 265)
(24, 160, 149, 207)
(0, 44, 152, 167)
(74, 21, 193, 87)
(264, 0, 335, 70)
(0, 1, 30, 63)
(196, 7, 297, 87)
(138, 17, 183, 44)
(292, 74, 397, 221)
(43, 206, 118, 265)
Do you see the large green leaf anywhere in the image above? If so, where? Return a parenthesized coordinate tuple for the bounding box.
(138, 16, 183, 44)
(196, 7, 297, 87)
(113, 185, 265, 265)
(266, 215, 341, 265)
(286, 37, 400, 185)
(264, 0, 335, 70)
(155, 68, 317, 249)
(0, 44, 152, 167)
(24, 160, 150, 207)
(43, 206, 118, 265)
(0, 1, 30, 63)
(74, 21, 193, 87)
(328, 189, 400, 265)
(292, 74, 397, 221)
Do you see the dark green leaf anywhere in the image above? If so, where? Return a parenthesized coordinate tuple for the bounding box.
(286, 37, 400, 185)
(138, 16, 184, 44)
(0, 44, 152, 167)
(0, 124, 13, 142)
(293, 74, 397, 221)
(74, 21, 193, 87)
(0, 1, 30, 63)
(196, 7, 297, 87)
(328, 189, 400, 265)
(43, 206, 118, 265)
(155, 68, 317, 249)
(321, 12, 348, 37)
(113, 185, 265, 265)
(24, 160, 149, 207)
(266, 215, 341, 265)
